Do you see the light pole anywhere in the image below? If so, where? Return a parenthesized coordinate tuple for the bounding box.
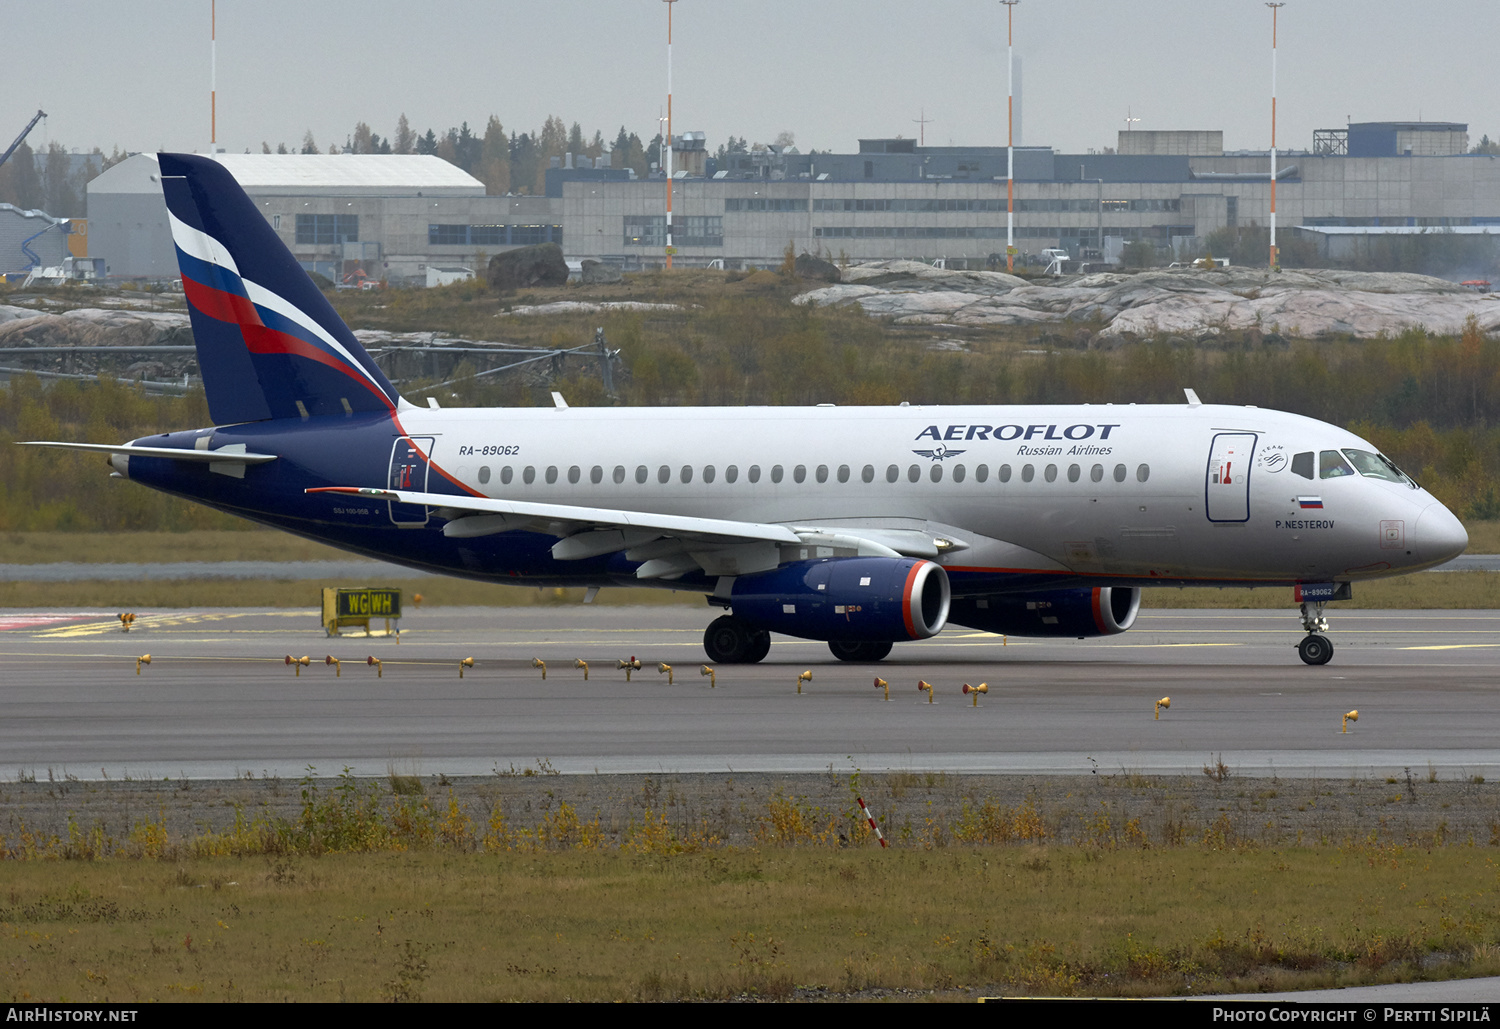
(1267, 3, 1285, 271)
(1002, 1, 1019, 273)
(663, 0, 677, 270)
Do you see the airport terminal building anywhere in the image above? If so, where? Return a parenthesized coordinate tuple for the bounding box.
(85, 121, 1499, 282)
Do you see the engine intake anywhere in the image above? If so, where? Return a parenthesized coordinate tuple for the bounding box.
(948, 587, 1140, 638)
(730, 557, 950, 642)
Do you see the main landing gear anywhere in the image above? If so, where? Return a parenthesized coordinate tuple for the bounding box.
(703, 615, 771, 664)
(827, 640, 893, 662)
(1297, 601, 1334, 665)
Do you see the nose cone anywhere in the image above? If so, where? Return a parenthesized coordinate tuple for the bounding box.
(1414, 502, 1468, 566)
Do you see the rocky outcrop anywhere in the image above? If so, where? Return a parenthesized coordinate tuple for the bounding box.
(0, 307, 196, 380)
(580, 259, 622, 285)
(487, 243, 569, 292)
(793, 253, 841, 283)
(793, 261, 1500, 339)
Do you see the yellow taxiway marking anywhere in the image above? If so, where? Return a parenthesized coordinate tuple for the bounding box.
(1398, 643, 1500, 651)
(36, 610, 313, 638)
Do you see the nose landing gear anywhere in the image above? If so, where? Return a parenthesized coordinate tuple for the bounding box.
(1297, 601, 1334, 665)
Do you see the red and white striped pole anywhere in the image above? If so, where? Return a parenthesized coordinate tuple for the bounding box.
(857, 796, 888, 848)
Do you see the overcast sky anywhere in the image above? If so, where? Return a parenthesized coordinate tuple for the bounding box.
(4, 1, 1495, 159)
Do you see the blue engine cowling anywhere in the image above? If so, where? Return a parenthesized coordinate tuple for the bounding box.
(729, 557, 951, 642)
(947, 587, 1140, 638)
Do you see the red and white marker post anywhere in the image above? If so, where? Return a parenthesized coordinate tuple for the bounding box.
(856, 796, 888, 849)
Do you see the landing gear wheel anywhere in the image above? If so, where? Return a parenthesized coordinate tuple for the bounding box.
(827, 640, 894, 662)
(705, 615, 764, 664)
(1297, 633, 1334, 666)
(745, 630, 771, 664)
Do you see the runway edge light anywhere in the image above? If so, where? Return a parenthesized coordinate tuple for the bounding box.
(1156, 696, 1171, 720)
(366, 655, 382, 678)
(325, 655, 341, 677)
(797, 669, 812, 694)
(875, 677, 889, 701)
(575, 659, 589, 681)
(532, 658, 547, 680)
(136, 654, 151, 675)
(1342, 709, 1359, 733)
(658, 662, 674, 685)
(700, 665, 715, 688)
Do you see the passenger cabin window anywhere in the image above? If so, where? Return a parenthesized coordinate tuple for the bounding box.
(1021, 464, 1035, 482)
(1091, 464, 1103, 483)
(567, 466, 580, 484)
(635, 465, 648, 484)
(726, 465, 739, 483)
(861, 465, 874, 483)
(501, 466, 513, 485)
(907, 464, 920, 483)
(838, 465, 850, 484)
(703, 465, 716, 483)
(523, 466, 536, 484)
(814, 464, 827, 484)
(749, 465, 761, 483)
(1068, 464, 1081, 483)
(952, 464, 966, 483)
(999, 464, 1012, 483)
(1113, 463, 1126, 482)
(1319, 450, 1355, 479)
(886, 464, 899, 483)
(658, 465, 671, 484)
(613, 466, 625, 484)
(1044, 464, 1058, 483)
(1290, 452, 1314, 479)
(589, 466, 602, 484)
(930, 464, 943, 483)
(680, 465, 693, 484)
(545, 466, 558, 484)
(794, 465, 808, 483)
(1137, 464, 1151, 482)
(975, 464, 989, 483)
(771, 465, 784, 483)
(478, 466, 491, 484)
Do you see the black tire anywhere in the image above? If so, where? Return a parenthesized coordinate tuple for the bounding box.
(828, 640, 894, 662)
(705, 616, 753, 664)
(745, 630, 771, 664)
(1297, 633, 1334, 666)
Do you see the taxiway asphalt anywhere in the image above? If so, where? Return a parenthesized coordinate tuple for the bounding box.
(0, 606, 1495, 780)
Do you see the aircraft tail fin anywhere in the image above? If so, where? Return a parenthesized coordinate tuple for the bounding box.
(158, 153, 400, 424)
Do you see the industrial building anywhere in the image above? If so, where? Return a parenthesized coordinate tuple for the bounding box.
(554, 121, 1499, 269)
(81, 120, 1500, 282)
(0, 204, 74, 280)
(87, 153, 559, 283)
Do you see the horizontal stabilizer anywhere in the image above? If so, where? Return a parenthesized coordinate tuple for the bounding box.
(18, 441, 278, 464)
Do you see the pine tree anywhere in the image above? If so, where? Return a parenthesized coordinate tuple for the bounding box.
(394, 114, 415, 155)
(300, 130, 319, 154)
(480, 115, 510, 195)
(351, 122, 374, 154)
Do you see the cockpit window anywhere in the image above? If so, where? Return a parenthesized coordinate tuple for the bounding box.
(1342, 448, 1416, 487)
(1319, 450, 1355, 479)
(1290, 452, 1314, 479)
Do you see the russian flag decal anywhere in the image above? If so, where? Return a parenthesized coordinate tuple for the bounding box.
(1297, 496, 1324, 509)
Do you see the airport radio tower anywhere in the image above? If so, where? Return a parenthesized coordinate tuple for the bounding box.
(1002, 1, 1019, 273)
(1268, 2, 1284, 271)
(663, 0, 677, 270)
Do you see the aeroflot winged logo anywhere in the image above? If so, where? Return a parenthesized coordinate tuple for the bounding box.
(912, 444, 965, 461)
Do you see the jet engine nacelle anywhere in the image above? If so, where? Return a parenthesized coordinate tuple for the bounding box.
(730, 557, 951, 642)
(948, 587, 1141, 638)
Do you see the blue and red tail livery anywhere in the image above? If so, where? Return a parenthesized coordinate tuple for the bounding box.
(159, 153, 400, 425)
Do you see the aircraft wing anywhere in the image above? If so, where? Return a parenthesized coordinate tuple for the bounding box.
(306, 485, 945, 579)
(18, 441, 279, 464)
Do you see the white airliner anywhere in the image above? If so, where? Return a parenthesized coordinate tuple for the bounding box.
(22, 155, 1470, 666)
